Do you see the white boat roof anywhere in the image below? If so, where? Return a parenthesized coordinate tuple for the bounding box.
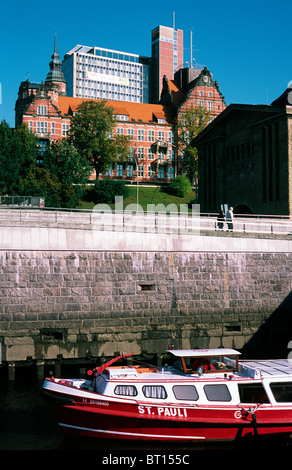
(167, 348, 240, 358)
(240, 359, 292, 377)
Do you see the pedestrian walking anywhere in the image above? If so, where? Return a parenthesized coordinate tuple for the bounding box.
(226, 206, 234, 231)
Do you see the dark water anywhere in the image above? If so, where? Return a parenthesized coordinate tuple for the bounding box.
(1, 375, 292, 458)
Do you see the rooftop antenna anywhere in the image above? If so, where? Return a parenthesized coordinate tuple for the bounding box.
(173, 11, 175, 29)
(190, 28, 193, 67)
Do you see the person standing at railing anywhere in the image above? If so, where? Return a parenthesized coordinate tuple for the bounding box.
(217, 209, 225, 230)
(226, 206, 234, 231)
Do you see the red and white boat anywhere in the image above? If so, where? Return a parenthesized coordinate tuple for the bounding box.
(41, 348, 292, 442)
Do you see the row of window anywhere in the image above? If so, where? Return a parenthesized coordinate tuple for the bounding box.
(113, 382, 292, 403)
(199, 91, 213, 98)
(113, 384, 229, 402)
(77, 77, 142, 90)
(116, 129, 171, 141)
(75, 88, 143, 102)
(78, 56, 141, 69)
(29, 121, 69, 136)
(109, 164, 174, 179)
(28, 120, 172, 142)
(198, 100, 215, 110)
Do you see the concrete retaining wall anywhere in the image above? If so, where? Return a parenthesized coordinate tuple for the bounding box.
(1, 248, 292, 374)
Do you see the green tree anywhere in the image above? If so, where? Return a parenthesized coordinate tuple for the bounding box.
(168, 175, 192, 198)
(0, 121, 38, 194)
(43, 140, 92, 207)
(177, 105, 211, 184)
(87, 179, 130, 204)
(70, 100, 131, 179)
(19, 139, 91, 208)
(18, 166, 62, 207)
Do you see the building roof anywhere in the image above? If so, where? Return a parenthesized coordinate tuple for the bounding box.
(45, 35, 65, 84)
(167, 80, 185, 107)
(191, 102, 285, 147)
(58, 96, 172, 124)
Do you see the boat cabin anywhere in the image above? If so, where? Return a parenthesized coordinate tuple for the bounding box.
(167, 349, 240, 375)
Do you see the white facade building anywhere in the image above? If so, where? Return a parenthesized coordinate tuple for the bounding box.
(62, 45, 150, 103)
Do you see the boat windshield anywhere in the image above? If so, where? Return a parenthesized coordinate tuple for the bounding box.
(177, 355, 238, 374)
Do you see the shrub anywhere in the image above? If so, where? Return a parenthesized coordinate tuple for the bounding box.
(87, 179, 130, 204)
(167, 175, 192, 198)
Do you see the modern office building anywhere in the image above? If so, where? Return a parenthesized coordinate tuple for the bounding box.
(151, 25, 183, 103)
(62, 24, 183, 105)
(62, 45, 150, 104)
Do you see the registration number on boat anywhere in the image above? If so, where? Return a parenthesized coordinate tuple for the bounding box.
(82, 399, 109, 406)
(138, 405, 188, 418)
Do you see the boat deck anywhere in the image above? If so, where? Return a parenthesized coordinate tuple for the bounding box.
(239, 359, 292, 378)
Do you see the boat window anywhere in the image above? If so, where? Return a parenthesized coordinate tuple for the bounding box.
(114, 385, 138, 397)
(204, 384, 232, 402)
(270, 382, 292, 402)
(172, 385, 199, 401)
(142, 385, 167, 399)
(184, 355, 238, 374)
(238, 383, 269, 403)
(173, 358, 184, 373)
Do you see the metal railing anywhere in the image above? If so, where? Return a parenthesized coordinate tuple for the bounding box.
(0, 206, 292, 237)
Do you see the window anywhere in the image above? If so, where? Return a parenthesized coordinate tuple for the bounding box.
(127, 164, 134, 177)
(148, 130, 155, 142)
(37, 106, 47, 115)
(137, 130, 144, 141)
(168, 167, 174, 179)
(142, 385, 167, 399)
(270, 382, 292, 402)
(116, 164, 124, 176)
(116, 114, 129, 121)
(51, 122, 55, 135)
(238, 383, 269, 403)
(37, 121, 47, 134)
(173, 385, 199, 401)
(114, 385, 138, 396)
(204, 384, 232, 402)
(158, 166, 165, 179)
(62, 124, 69, 136)
(148, 148, 155, 160)
(137, 147, 144, 159)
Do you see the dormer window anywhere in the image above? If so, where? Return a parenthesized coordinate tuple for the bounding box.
(116, 114, 129, 121)
(37, 106, 47, 115)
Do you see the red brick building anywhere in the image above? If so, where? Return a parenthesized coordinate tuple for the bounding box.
(15, 40, 226, 183)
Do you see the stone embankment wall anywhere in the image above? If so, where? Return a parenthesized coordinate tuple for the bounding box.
(1, 248, 292, 378)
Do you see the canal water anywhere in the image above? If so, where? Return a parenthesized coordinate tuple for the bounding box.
(1, 369, 292, 457)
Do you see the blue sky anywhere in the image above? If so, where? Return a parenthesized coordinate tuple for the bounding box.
(1, 0, 291, 126)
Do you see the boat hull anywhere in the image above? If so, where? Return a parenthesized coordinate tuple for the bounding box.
(42, 388, 292, 442)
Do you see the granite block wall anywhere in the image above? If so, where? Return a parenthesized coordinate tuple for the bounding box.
(0, 250, 291, 366)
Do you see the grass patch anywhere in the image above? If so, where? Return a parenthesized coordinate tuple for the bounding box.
(80, 185, 197, 212)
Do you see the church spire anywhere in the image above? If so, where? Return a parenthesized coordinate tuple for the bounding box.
(45, 33, 66, 94)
